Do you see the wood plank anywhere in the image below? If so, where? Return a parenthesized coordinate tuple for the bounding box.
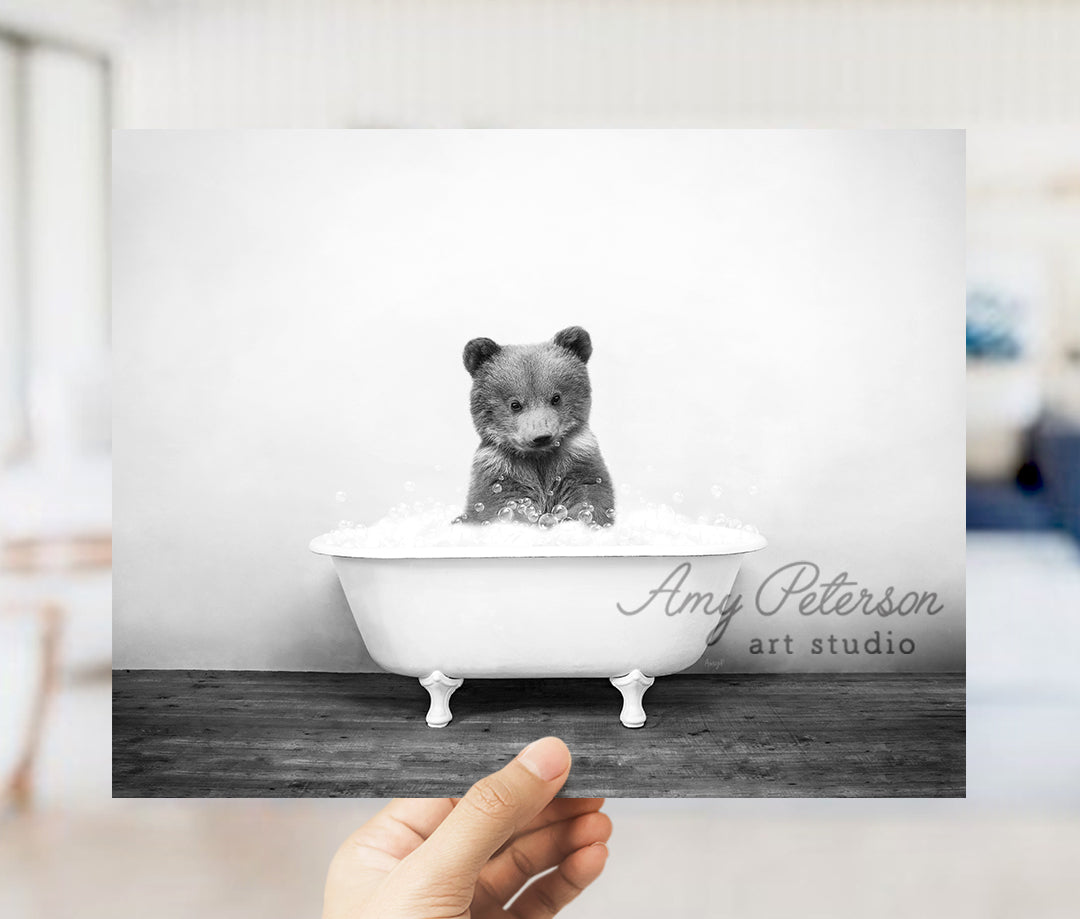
(112, 671, 965, 798)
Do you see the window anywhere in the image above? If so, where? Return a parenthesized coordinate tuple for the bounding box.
(0, 26, 110, 465)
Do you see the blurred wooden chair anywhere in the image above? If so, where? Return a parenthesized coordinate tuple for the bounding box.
(1, 534, 111, 811)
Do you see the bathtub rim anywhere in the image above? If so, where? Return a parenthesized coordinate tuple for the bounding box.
(309, 533, 767, 560)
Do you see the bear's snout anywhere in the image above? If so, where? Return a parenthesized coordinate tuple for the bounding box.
(516, 408, 561, 451)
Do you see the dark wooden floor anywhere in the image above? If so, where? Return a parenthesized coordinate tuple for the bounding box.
(112, 671, 964, 798)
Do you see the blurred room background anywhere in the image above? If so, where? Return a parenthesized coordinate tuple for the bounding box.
(965, 128, 1080, 807)
(3, 1, 1080, 917)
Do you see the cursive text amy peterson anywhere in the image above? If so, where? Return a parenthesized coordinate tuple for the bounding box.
(755, 561, 944, 617)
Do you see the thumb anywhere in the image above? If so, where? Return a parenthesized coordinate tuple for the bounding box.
(401, 737, 571, 883)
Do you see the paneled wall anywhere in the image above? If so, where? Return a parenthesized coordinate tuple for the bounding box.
(115, 0, 1080, 129)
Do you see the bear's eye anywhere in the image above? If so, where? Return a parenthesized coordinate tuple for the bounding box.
(551, 393, 562, 406)
(509, 400, 523, 413)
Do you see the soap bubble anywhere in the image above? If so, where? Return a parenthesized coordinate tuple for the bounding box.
(404, 481, 416, 492)
(595, 477, 603, 485)
(482, 520, 491, 526)
(474, 502, 485, 513)
(554, 475, 562, 484)
(547, 488, 555, 496)
(554, 440, 561, 447)
(497, 506, 515, 523)
(497, 474, 505, 481)
(606, 508, 616, 520)
(525, 507, 540, 523)
(553, 504, 569, 521)
(335, 491, 347, 503)
(710, 484, 723, 498)
(538, 513, 558, 529)
(578, 509, 594, 524)
(672, 492, 685, 504)
(491, 483, 503, 494)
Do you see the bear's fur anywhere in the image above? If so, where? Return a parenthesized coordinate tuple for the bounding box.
(459, 326, 615, 525)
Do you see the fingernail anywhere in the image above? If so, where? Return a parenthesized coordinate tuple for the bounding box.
(516, 737, 569, 781)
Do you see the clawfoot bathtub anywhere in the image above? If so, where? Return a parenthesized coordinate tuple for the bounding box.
(310, 537, 766, 727)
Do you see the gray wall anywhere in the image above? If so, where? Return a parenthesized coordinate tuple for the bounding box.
(113, 130, 965, 672)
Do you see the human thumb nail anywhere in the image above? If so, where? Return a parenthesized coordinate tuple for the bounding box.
(515, 737, 570, 782)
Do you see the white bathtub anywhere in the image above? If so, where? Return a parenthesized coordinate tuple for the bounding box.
(310, 535, 766, 728)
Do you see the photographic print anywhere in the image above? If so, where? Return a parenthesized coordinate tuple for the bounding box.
(112, 130, 965, 797)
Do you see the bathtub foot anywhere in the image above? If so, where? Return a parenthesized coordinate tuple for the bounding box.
(420, 671, 464, 727)
(610, 670, 655, 728)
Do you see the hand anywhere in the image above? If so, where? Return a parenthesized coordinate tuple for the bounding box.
(323, 737, 611, 918)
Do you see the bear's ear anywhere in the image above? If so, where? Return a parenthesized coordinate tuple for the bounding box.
(463, 337, 502, 375)
(552, 326, 592, 364)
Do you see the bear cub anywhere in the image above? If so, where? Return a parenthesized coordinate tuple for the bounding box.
(459, 326, 615, 526)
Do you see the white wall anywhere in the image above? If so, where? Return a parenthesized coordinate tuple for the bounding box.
(113, 130, 965, 672)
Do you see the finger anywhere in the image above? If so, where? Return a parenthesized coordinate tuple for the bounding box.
(400, 737, 571, 881)
(377, 798, 458, 841)
(344, 798, 456, 862)
(324, 799, 457, 918)
(477, 810, 612, 907)
(509, 842, 609, 919)
(449, 796, 604, 842)
(495, 798, 606, 854)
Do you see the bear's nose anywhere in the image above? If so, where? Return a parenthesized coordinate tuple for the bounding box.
(530, 435, 554, 448)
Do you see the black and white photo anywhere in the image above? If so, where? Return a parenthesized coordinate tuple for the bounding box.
(111, 129, 966, 797)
